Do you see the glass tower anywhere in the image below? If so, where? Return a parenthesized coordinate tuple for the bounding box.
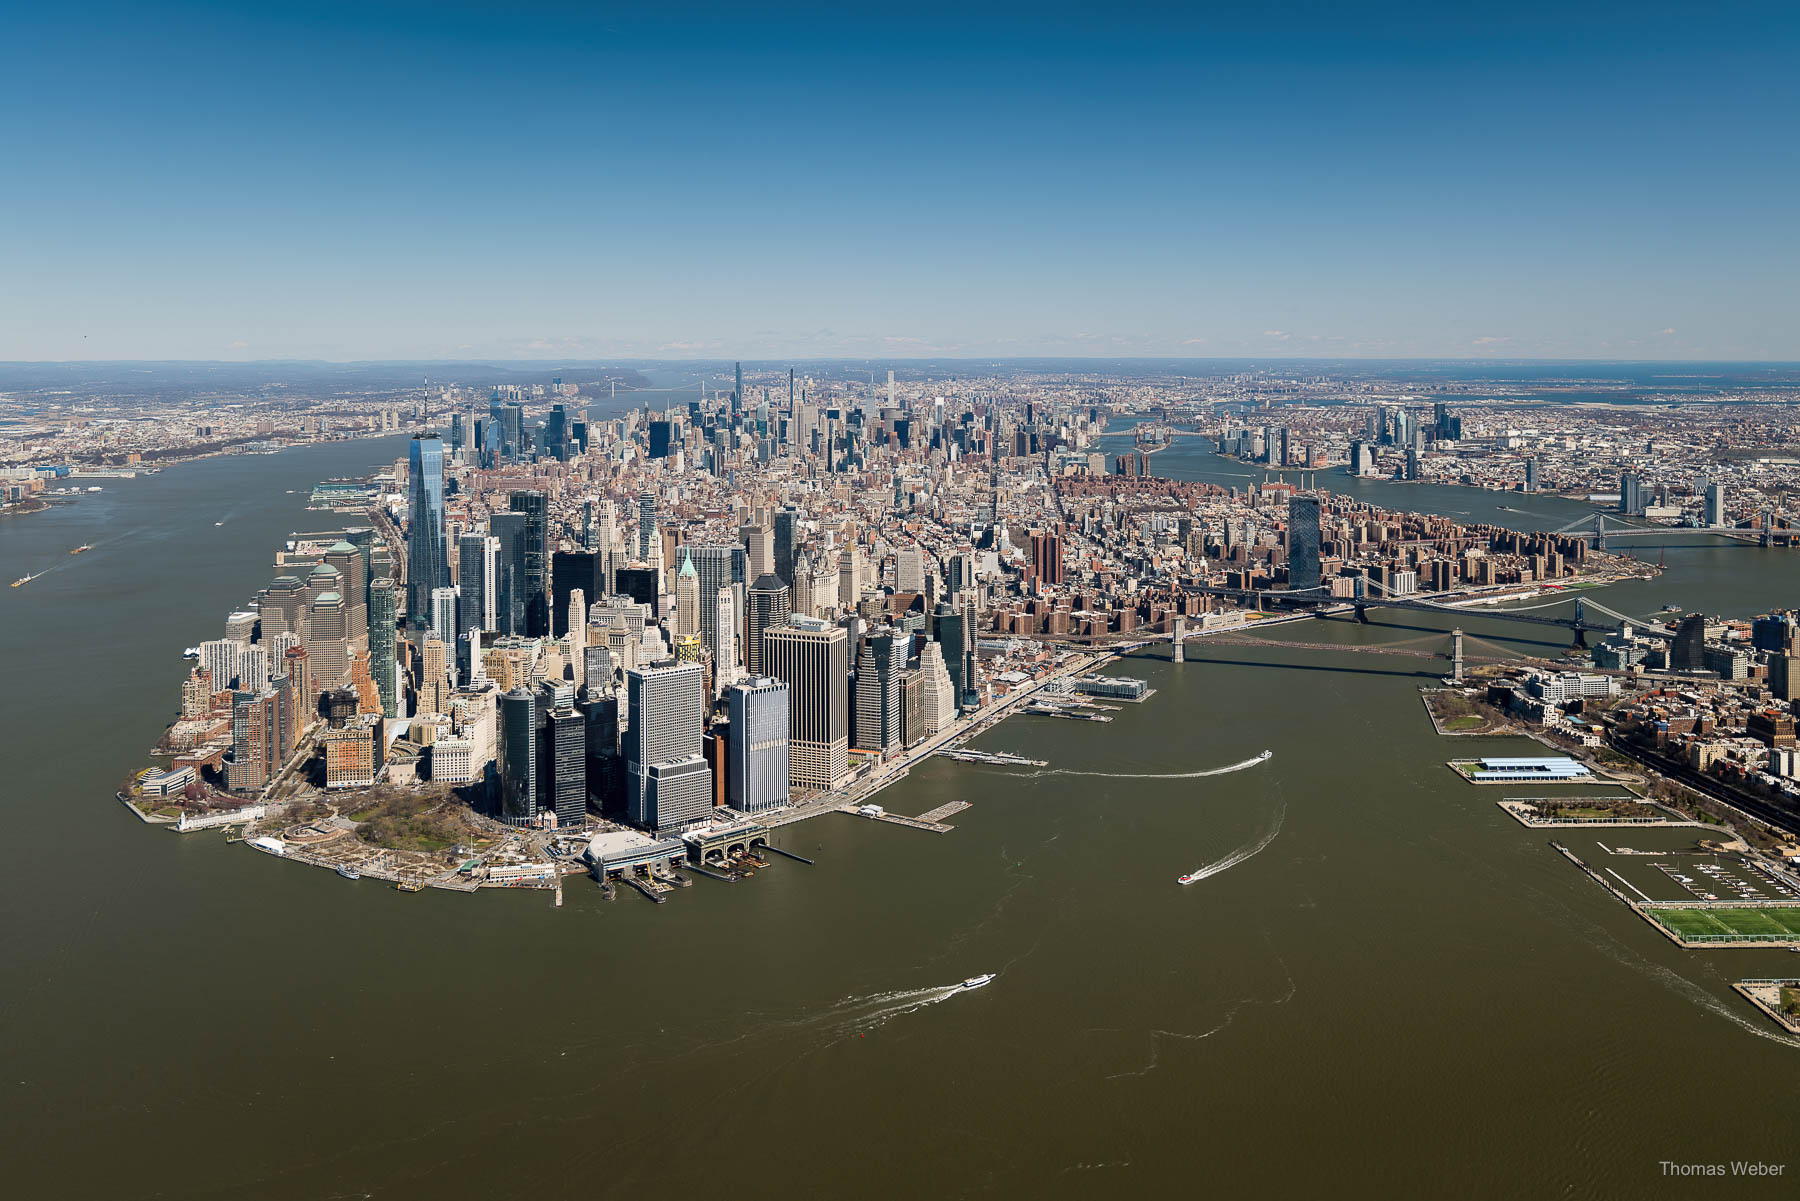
(406, 434, 447, 625)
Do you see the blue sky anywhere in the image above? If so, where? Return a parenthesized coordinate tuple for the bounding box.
(3, 2, 1796, 361)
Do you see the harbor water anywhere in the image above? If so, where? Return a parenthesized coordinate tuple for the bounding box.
(1, 435, 1796, 1198)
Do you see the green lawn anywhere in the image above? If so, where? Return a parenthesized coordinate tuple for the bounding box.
(1648, 907, 1800, 941)
(1445, 715, 1486, 731)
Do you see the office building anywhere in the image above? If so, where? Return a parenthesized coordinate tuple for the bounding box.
(1619, 471, 1643, 516)
(537, 680, 587, 828)
(853, 629, 906, 754)
(499, 687, 537, 825)
(1287, 494, 1321, 593)
(458, 532, 497, 634)
(625, 661, 711, 832)
(761, 620, 850, 789)
(896, 545, 927, 593)
(727, 677, 790, 813)
(773, 507, 801, 587)
(406, 434, 447, 625)
(368, 577, 400, 717)
(686, 543, 747, 656)
(551, 549, 608, 636)
(488, 510, 526, 636)
(675, 552, 701, 637)
(509, 490, 550, 636)
(1671, 614, 1706, 673)
(1705, 482, 1727, 528)
(746, 574, 791, 677)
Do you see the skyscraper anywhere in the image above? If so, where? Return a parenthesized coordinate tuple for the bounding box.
(637, 489, 657, 559)
(624, 661, 711, 831)
(499, 687, 537, 825)
(509, 490, 549, 637)
(727, 677, 789, 813)
(896, 545, 926, 593)
(933, 602, 976, 711)
(1705, 482, 1727, 528)
(430, 586, 459, 658)
(686, 544, 747, 657)
(458, 532, 496, 634)
(1671, 614, 1706, 673)
(537, 680, 586, 828)
(323, 540, 368, 648)
(1619, 471, 1643, 516)
(853, 629, 906, 755)
(1287, 494, 1321, 593)
(773, 507, 801, 587)
(746, 574, 791, 677)
(711, 586, 739, 691)
(551, 549, 608, 636)
(761, 620, 850, 789)
(917, 640, 957, 736)
(489, 510, 526, 636)
(406, 434, 447, 625)
(675, 551, 701, 637)
(1029, 532, 1063, 587)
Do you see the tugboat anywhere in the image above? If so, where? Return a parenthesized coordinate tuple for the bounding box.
(11, 572, 39, 588)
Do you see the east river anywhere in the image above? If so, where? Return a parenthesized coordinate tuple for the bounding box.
(1, 431, 1796, 1199)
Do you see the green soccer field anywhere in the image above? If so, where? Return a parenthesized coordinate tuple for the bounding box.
(1647, 907, 1800, 941)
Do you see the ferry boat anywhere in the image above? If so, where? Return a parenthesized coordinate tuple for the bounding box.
(336, 865, 361, 881)
(69, 544, 92, 555)
(961, 974, 996, 991)
(183, 646, 200, 659)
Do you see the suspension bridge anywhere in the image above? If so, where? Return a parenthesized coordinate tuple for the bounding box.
(1180, 579, 1670, 647)
(1546, 510, 1796, 549)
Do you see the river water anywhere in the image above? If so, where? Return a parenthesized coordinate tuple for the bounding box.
(2, 434, 1796, 1199)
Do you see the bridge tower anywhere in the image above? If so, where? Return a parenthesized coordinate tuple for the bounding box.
(1571, 597, 1588, 648)
(1450, 628, 1464, 684)
(1172, 616, 1185, 663)
(1591, 512, 1607, 552)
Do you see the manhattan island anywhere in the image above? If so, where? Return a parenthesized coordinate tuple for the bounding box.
(125, 365, 1664, 900)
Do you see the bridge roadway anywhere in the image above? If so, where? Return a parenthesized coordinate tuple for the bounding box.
(1178, 584, 1672, 640)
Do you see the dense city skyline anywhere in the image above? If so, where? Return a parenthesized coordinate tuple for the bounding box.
(6, 2, 1797, 361)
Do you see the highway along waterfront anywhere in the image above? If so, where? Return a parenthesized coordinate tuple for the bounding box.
(2, 436, 1798, 1198)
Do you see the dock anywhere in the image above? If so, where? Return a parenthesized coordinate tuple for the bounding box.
(864, 811, 955, 833)
(915, 800, 972, 823)
(764, 844, 815, 865)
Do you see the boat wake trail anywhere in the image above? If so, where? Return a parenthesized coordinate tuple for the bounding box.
(1037, 750, 1273, 781)
(819, 982, 981, 1036)
(1179, 799, 1287, 885)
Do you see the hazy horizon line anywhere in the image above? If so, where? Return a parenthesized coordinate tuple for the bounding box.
(6, 356, 1800, 368)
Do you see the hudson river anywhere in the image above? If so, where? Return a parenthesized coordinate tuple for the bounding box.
(1, 433, 1795, 1197)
